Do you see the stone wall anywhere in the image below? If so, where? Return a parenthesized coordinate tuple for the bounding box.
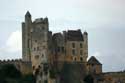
(59, 62, 87, 83)
(0, 59, 32, 75)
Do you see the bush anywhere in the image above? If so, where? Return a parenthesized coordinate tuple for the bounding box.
(0, 64, 36, 83)
(0, 64, 21, 79)
(84, 74, 94, 83)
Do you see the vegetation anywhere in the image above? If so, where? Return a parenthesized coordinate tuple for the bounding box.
(84, 74, 94, 83)
(49, 69, 56, 78)
(0, 64, 36, 83)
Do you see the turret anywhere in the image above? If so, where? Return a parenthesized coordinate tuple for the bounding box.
(22, 11, 32, 62)
(83, 31, 88, 62)
(25, 11, 32, 30)
(25, 11, 31, 21)
(25, 11, 32, 25)
(87, 56, 102, 74)
(83, 31, 88, 43)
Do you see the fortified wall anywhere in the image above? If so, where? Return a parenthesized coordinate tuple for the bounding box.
(0, 59, 32, 75)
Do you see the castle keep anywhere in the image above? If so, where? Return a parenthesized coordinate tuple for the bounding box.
(22, 11, 88, 64)
(22, 11, 89, 83)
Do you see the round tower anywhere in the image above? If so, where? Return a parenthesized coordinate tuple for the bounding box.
(83, 31, 88, 62)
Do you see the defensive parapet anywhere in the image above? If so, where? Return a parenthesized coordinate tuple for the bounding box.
(0, 59, 32, 75)
(33, 17, 48, 24)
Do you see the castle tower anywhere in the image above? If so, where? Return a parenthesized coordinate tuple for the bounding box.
(30, 17, 50, 83)
(83, 31, 88, 62)
(22, 11, 32, 62)
(22, 12, 50, 83)
(87, 56, 102, 74)
(31, 17, 49, 69)
(63, 29, 88, 62)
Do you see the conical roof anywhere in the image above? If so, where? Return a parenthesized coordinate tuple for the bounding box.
(25, 11, 31, 17)
(88, 56, 102, 65)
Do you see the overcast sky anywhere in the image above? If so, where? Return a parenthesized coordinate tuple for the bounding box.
(0, 0, 124, 72)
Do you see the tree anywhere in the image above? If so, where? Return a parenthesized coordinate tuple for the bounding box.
(0, 64, 21, 79)
(84, 74, 94, 83)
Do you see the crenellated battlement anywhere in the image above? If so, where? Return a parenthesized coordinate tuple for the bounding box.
(0, 59, 22, 61)
(0, 59, 22, 64)
(33, 17, 48, 24)
(0, 59, 32, 75)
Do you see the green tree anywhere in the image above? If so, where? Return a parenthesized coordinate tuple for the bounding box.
(0, 64, 21, 79)
(84, 74, 94, 83)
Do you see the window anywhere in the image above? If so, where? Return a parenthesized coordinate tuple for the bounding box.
(80, 43, 83, 48)
(35, 55, 39, 59)
(42, 54, 44, 57)
(45, 71, 48, 75)
(72, 43, 75, 48)
(57, 47, 60, 52)
(34, 47, 36, 51)
(72, 49, 76, 55)
(28, 39, 30, 48)
(42, 27, 45, 30)
(80, 57, 83, 61)
(61, 47, 64, 52)
(43, 46, 45, 49)
(32, 66, 35, 70)
(38, 65, 41, 68)
(73, 57, 76, 61)
(37, 47, 39, 51)
(80, 50, 83, 55)
(35, 40, 37, 42)
(40, 72, 43, 77)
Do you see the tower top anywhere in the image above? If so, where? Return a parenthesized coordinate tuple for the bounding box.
(25, 11, 31, 17)
(84, 31, 88, 35)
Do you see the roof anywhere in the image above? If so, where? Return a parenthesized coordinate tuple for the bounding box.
(66, 29, 83, 41)
(84, 31, 88, 35)
(88, 56, 102, 65)
(25, 11, 31, 17)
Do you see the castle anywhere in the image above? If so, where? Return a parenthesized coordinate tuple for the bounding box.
(0, 11, 125, 83)
(22, 11, 90, 83)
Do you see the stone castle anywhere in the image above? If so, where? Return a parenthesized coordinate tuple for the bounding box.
(0, 11, 125, 83)
(22, 11, 90, 83)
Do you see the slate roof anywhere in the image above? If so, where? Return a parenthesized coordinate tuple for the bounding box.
(66, 29, 83, 41)
(88, 56, 102, 65)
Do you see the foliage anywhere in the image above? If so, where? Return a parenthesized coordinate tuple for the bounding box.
(0, 64, 21, 78)
(0, 64, 35, 83)
(49, 69, 56, 78)
(20, 74, 36, 83)
(84, 74, 94, 83)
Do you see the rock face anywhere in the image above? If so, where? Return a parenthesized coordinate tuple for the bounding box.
(59, 62, 87, 83)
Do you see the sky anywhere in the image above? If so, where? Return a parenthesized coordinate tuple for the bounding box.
(0, 0, 125, 72)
